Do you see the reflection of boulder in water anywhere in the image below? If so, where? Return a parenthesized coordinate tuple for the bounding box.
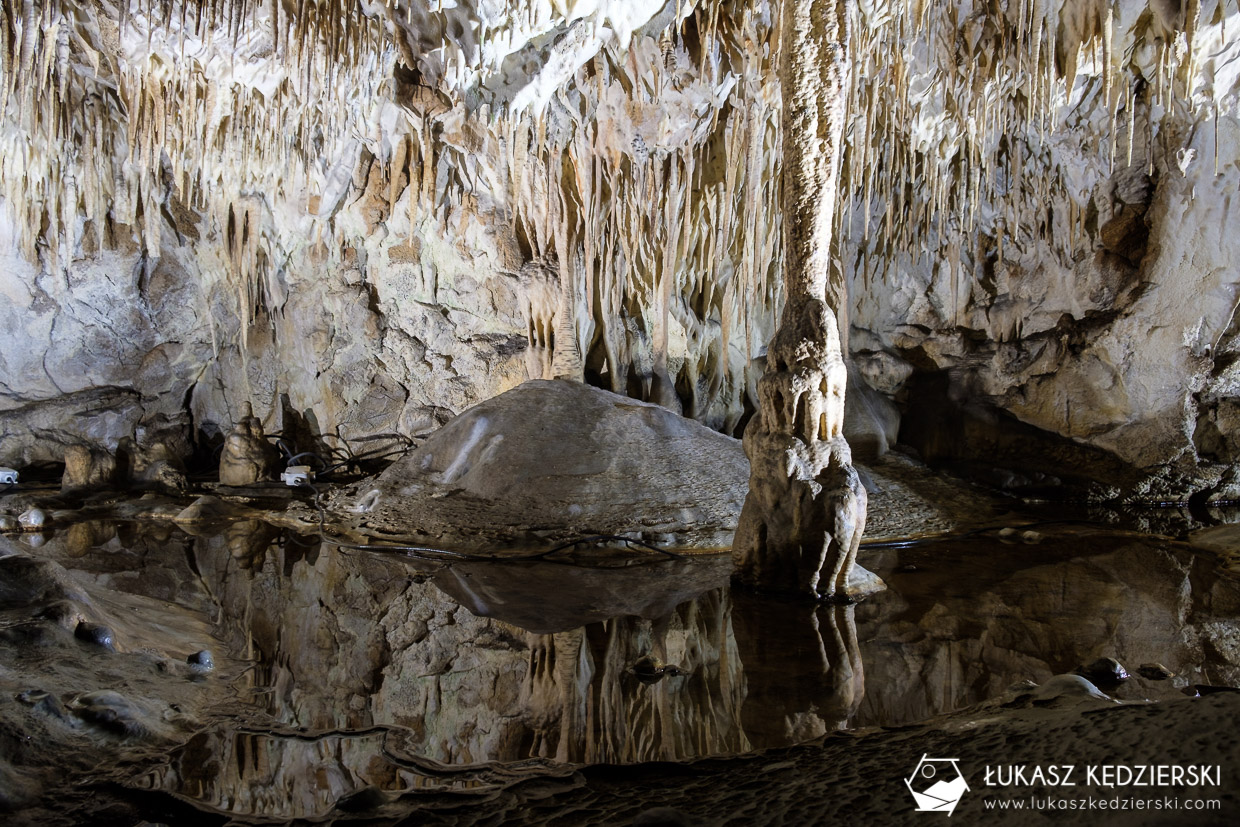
(373, 581, 756, 766)
(173, 525, 863, 783)
(348, 380, 750, 548)
(429, 555, 733, 634)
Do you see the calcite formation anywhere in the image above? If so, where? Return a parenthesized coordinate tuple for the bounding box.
(733, 300, 870, 597)
(732, 0, 871, 599)
(0, 1, 1235, 500)
(218, 402, 275, 486)
(60, 444, 117, 493)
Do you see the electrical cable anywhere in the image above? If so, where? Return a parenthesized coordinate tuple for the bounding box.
(337, 432, 414, 446)
(263, 435, 296, 461)
(285, 451, 330, 470)
(319, 446, 412, 475)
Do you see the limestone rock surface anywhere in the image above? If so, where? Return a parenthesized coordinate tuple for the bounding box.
(336, 378, 962, 557)
(351, 380, 750, 548)
(0, 1, 1235, 503)
(218, 404, 277, 486)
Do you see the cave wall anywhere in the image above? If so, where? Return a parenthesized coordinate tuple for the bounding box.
(0, 1, 1237, 498)
(0, 0, 784, 467)
(842, 0, 1240, 499)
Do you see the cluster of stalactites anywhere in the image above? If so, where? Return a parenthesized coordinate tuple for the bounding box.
(0, 1, 788, 431)
(503, 21, 786, 427)
(839, 0, 1235, 314)
(7, 1, 1225, 431)
(0, 1, 392, 331)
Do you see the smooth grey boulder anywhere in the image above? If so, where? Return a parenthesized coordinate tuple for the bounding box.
(352, 380, 751, 548)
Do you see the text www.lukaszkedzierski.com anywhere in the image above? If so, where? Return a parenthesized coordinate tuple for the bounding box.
(983, 796, 1222, 811)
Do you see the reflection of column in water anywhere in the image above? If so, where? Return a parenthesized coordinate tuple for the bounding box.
(517, 587, 749, 764)
(62, 520, 117, 557)
(732, 594, 864, 749)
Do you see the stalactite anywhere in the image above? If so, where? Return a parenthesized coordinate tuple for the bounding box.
(0, 0, 1230, 437)
(1126, 80, 1135, 168)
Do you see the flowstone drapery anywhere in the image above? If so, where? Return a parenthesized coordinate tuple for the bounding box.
(732, 299, 870, 598)
(732, 0, 871, 600)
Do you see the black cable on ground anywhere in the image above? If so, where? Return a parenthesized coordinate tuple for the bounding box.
(286, 452, 330, 470)
(544, 535, 688, 558)
(319, 450, 406, 476)
(340, 432, 414, 446)
(264, 435, 296, 462)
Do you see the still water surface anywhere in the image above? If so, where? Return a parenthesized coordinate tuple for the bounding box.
(1, 518, 1237, 822)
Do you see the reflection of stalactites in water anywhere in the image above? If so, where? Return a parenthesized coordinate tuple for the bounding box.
(508, 586, 748, 765)
(142, 727, 516, 822)
(280, 531, 321, 573)
(465, 586, 859, 765)
(13, 517, 1240, 827)
(731, 595, 865, 749)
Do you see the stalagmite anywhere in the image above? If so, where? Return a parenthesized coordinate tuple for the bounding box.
(732, 0, 873, 600)
(0, 0, 1232, 502)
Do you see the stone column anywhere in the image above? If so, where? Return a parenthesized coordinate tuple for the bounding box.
(731, 0, 877, 599)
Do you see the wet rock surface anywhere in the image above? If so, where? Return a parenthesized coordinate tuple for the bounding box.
(0, 517, 1237, 824)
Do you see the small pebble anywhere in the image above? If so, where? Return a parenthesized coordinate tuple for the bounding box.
(1137, 662, 1175, 681)
(16, 689, 50, 705)
(631, 655, 685, 683)
(1021, 530, 1043, 543)
(1033, 673, 1111, 702)
(74, 621, 116, 650)
(0, 515, 17, 531)
(187, 649, 215, 670)
(18, 508, 47, 530)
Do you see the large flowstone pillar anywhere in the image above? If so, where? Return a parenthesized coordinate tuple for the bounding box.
(732, 0, 876, 599)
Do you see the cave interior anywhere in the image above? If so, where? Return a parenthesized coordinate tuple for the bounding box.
(2, 1, 1240, 824)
